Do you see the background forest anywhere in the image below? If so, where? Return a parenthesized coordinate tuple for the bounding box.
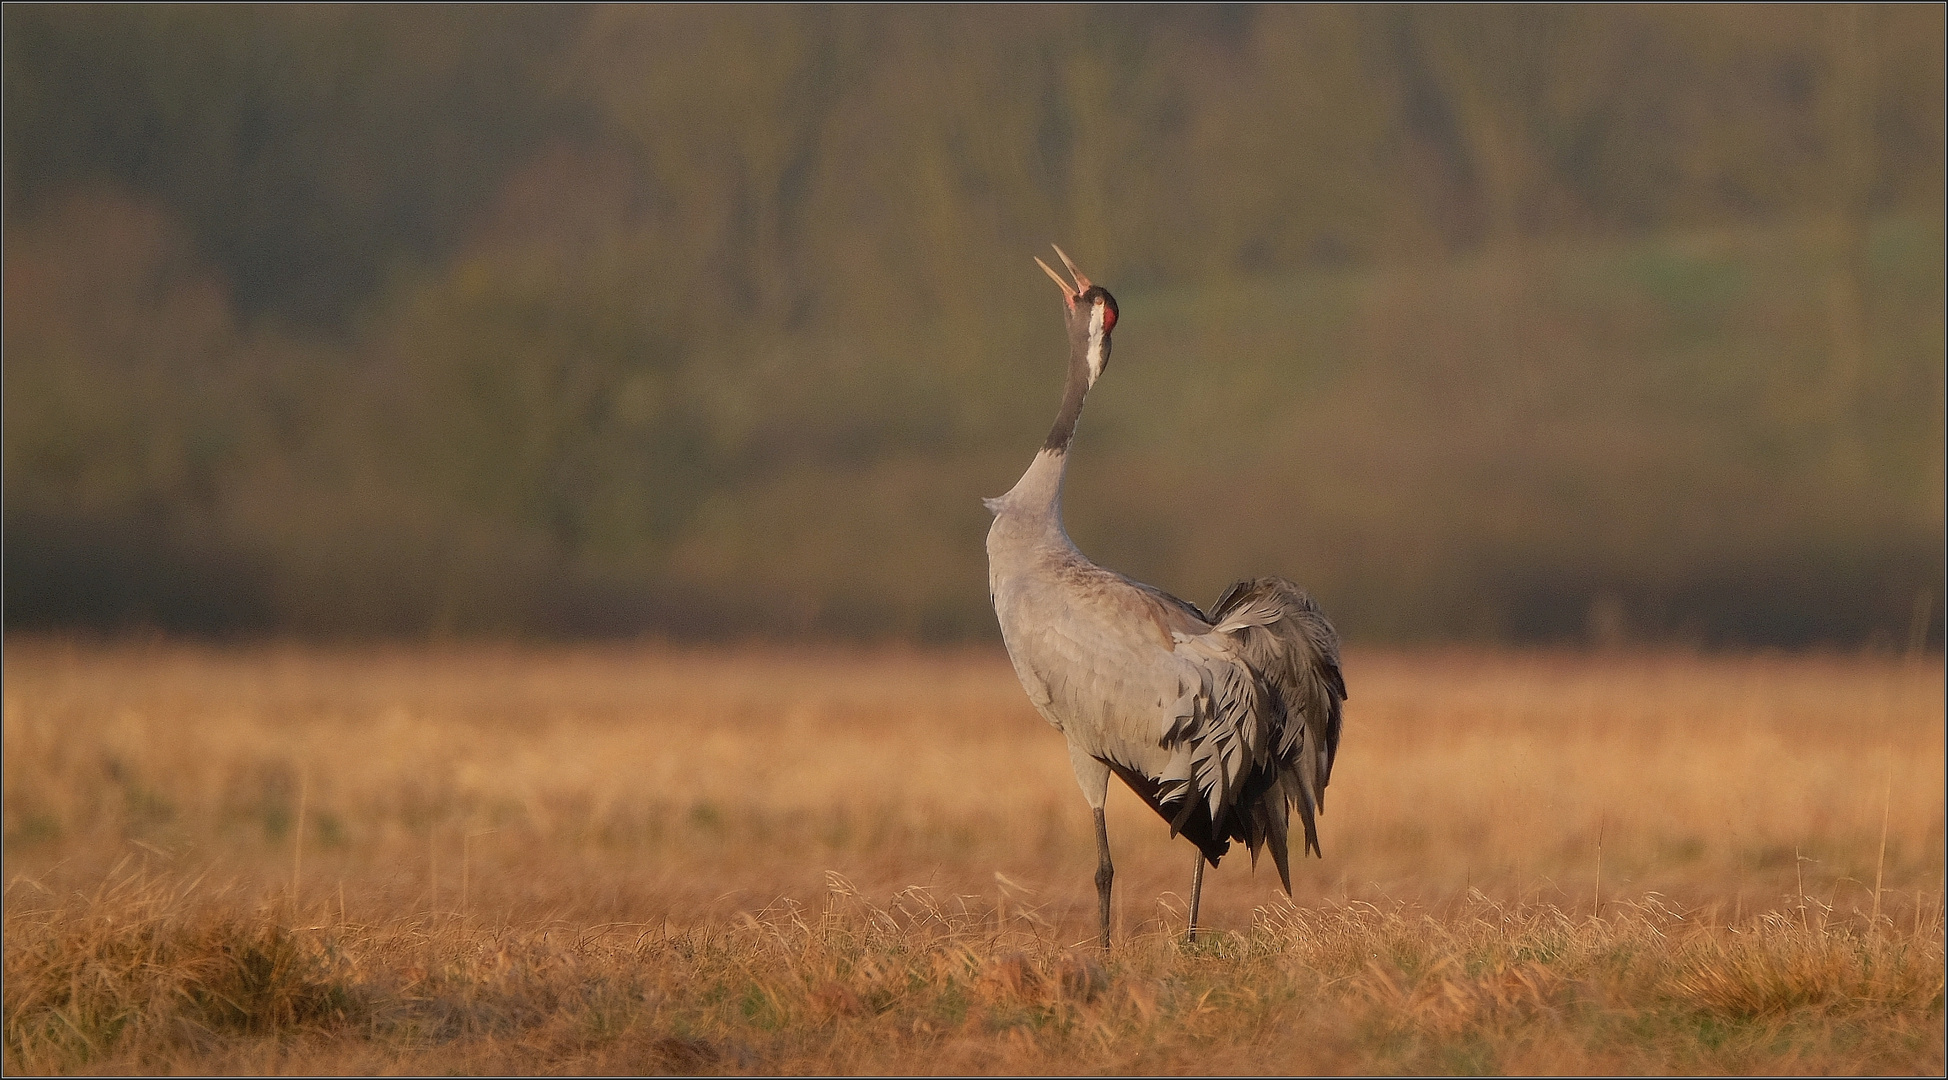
(5, 4, 1942, 645)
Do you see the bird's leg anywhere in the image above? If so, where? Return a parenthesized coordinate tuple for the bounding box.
(1187, 850, 1206, 943)
(1092, 807, 1114, 952)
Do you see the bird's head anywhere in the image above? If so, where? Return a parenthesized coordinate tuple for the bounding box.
(1036, 245, 1118, 387)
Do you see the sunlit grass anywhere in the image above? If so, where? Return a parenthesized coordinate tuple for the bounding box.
(3, 638, 1942, 1072)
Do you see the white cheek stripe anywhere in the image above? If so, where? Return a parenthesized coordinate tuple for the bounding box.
(1085, 302, 1106, 385)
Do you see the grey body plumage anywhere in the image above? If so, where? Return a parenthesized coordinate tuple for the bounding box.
(985, 247, 1347, 949)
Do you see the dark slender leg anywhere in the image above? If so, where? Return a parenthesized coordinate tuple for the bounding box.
(1187, 850, 1206, 943)
(1092, 807, 1113, 951)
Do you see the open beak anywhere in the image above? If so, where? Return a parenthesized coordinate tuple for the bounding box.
(1034, 244, 1093, 306)
(1052, 244, 1091, 291)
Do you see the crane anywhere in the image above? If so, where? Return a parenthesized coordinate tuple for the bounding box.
(984, 246, 1347, 950)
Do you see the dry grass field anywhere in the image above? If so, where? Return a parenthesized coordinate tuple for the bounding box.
(3, 637, 1942, 1074)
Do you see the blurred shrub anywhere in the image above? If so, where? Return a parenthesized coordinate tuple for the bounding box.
(3, 6, 1941, 644)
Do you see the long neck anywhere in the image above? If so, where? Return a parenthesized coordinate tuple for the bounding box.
(1042, 343, 1091, 454)
(1000, 336, 1093, 521)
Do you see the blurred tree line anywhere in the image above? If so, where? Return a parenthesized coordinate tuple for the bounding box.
(4, 5, 1942, 645)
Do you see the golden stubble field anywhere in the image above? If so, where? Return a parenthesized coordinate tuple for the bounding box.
(3, 637, 1942, 1074)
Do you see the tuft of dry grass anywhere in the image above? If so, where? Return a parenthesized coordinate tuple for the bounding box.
(3, 638, 1942, 1072)
(7, 867, 1941, 1074)
(4, 867, 364, 1071)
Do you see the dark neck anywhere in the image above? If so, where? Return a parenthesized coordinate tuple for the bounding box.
(1041, 349, 1091, 453)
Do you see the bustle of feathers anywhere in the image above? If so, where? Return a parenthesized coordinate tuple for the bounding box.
(1136, 576, 1346, 895)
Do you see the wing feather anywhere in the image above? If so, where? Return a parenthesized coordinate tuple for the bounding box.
(1027, 557, 1348, 886)
(1148, 577, 1346, 887)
